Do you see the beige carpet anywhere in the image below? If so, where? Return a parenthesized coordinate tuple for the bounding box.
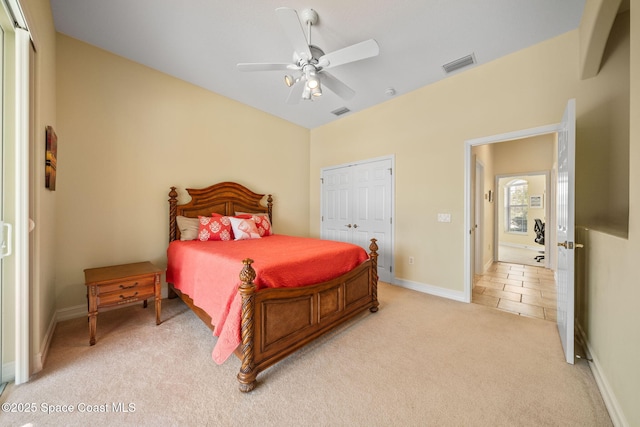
(1, 283, 611, 426)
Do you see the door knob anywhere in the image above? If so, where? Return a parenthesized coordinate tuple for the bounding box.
(353, 224, 359, 228)
(558, 242, 585, 249)
(345, 224, 352, 228)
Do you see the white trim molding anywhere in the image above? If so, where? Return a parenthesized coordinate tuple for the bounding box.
(393, 279, 466, 303)
(576, 323, 628, 427)
(13, 27, 30, 385)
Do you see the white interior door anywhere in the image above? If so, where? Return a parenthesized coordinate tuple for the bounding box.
(321, 157, 393, 282)
(556, 99, 576, 365)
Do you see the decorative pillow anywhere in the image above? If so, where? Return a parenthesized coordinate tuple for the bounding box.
(235, 212, 273, 237)
(176, 215, 200, 241)
(197, 215, 233, 241)
(228, 216, 261, 240)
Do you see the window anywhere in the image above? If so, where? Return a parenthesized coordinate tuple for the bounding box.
(505, 179, 528, 233)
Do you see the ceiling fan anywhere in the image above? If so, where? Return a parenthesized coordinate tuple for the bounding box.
(237, 7, 380, 103)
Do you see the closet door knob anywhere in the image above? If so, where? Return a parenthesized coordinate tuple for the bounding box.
(345, 224, 352, 228)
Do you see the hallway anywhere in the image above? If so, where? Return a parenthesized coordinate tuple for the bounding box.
(473, 261, 557, 322)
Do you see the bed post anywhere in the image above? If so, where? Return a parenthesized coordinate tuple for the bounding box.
(267, 194, 273, 225)
(169, 186, 178, 242)
(237, 258, 258, 392)
(369, 238, 379, 312)
(167, 187, 179, 299)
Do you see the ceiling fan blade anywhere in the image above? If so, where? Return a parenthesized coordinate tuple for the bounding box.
(275, 7, 312, 62)
(319, 39, 380, 69)
(237, 63, 295, 72)
(320, 72, 356, 100)
(286, 81, 305, 104)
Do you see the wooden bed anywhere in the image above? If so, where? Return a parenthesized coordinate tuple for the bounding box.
(167, 181, 379, 392)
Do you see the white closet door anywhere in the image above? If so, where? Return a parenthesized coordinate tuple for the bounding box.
(321, 166, 353, 242)
(321, 157, 393, 282)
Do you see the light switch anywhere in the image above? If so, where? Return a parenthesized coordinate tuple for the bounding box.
(437, 213, 452, 223)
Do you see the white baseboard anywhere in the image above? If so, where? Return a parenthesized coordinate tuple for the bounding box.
(56, 304, 87, 322)
(393, 278, 467, 302)
(483, 257, 494, 274)
(32, 309, 60, 375)
(576, 323, 628, 427)
(500, 242, 541, 251)
(24, 304, 86, 380)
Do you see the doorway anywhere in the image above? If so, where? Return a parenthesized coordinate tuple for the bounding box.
(495, 172, 550, 268)
(468, 134, 557, 321)
(464, 123, 559, 305)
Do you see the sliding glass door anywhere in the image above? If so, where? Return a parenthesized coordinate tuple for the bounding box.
(0, 15, 5, 385)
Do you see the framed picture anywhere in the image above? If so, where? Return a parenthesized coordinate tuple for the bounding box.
(530, 195, 543, 208)
(45, 126, 57, 190)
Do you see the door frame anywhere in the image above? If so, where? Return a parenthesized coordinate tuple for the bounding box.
(463, 124, 559, 303)
(473, 158, 485, 275)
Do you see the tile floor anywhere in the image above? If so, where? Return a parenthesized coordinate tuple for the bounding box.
(473, 261, 557, 322)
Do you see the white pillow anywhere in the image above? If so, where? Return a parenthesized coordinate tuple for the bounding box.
(176, 215, 199, 241)
(228, 217, 261, 240)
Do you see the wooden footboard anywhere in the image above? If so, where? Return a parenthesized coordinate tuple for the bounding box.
(237, 239, 379, 392)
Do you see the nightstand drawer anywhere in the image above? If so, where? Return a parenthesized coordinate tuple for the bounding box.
(96, 276, 155, 295)
(97, 283, 155, 307)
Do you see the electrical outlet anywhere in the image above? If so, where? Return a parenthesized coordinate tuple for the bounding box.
(408, 256, 414, 264)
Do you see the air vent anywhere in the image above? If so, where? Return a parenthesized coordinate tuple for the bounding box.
(331, 107, 351, 116)
(442, 54, 476, 74)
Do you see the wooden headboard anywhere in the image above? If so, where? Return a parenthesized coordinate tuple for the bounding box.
(168, 181, 273, 242)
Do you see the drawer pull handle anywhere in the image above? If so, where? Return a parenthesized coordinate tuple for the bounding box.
(119, 282, 138, 290)
(119, 292, 138, 300)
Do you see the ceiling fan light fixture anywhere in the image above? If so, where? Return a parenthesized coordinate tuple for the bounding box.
(302, 85, 312, 100)
(284, 75, 295, 87)
(311, 86, 322, 97)
(305, 67, 320, 89)
(307, 77, 319, 89)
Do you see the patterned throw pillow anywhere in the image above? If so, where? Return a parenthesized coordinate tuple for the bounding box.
(235, 213, 273, 237)
(197, 215, 233, 241)
(252, 214, 273, 237)
(228, 217, 261, 240)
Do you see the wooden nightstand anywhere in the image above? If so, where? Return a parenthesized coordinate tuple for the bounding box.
(84, 261, 163, 345)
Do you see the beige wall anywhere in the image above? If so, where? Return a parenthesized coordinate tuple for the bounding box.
(55, 34, 310, 308)
(311, 31, 579, 291)
(576, 10, 630, 237)
(311, 7, 637, 424)
(474, 143, 495, 269)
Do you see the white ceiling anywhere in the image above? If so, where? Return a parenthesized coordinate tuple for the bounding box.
(50, 0, 586, 129)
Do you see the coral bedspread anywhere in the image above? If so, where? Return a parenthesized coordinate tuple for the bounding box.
(166, 235, 369, 364)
